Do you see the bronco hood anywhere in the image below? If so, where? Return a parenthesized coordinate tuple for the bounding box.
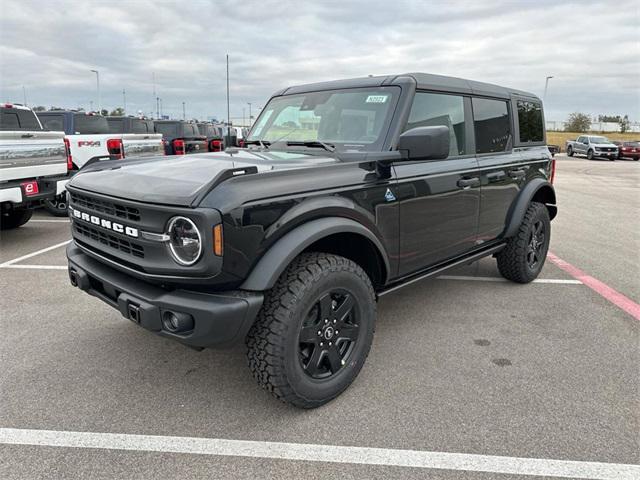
(68, 150, 338, 206)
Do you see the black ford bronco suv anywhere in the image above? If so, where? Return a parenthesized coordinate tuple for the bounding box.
(66, 73, 557, 408)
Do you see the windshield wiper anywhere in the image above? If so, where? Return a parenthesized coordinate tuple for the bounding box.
(286, 140, 336, 152)
(244, 139, 270, 149)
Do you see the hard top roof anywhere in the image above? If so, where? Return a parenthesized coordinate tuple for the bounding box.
(278, 72, 539, 101)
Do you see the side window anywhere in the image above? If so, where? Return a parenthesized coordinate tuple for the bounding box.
(472, 98, 510, 154)
(516, 100, 543, 143)
(0, 111, 20, 129)
(577, 136, 584, 143)
(404, 92, 466, 156)
(40, 115, 64, 131)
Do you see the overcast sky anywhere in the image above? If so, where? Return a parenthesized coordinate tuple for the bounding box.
(1, 0, 638, 123)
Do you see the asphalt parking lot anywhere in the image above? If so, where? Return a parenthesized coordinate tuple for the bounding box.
(0, 155, 638, 479)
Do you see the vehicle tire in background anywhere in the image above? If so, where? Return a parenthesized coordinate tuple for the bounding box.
(587, 149, 594, 160)
(496, 202, 550, 284)
(44, 193, 69, 216)
(0, 208, 33, 230)
(246, 252, 376, 408)
(567, 146, 574, 156)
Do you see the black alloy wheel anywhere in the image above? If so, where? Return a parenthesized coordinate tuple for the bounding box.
(298, 290, 359, 379)
(526, 220, 545, 269)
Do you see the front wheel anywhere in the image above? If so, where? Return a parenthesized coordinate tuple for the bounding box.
(246, 253, 376, 408)
(587, 149, 594, 160)
(44, 193, 69, 216)
(496, 202, 551, 283)
(0, 208, 33, 230)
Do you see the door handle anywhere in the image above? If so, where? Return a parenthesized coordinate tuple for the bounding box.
(457, 177, 480, 189)
(509, 169, 526, 179)
(486, 171, 506, 182)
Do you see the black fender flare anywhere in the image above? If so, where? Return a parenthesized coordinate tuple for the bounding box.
(240, 217, 390, 291)
(503, 179, 557, 238)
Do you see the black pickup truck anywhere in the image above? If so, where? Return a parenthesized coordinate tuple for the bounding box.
(66, 73, 557, 408)
(154, 120, 207, 155)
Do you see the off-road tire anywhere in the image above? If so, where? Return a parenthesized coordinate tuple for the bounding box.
(496, 202, 550, 283)
(567, 146, 574, 157)
(587, 149, 594, 160)
(0, 208, 33, 230)
(44, 193, 69, 217)
(246, 252, 376, 408)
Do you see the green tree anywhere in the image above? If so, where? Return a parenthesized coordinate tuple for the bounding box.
(109, 107, 125, 116)
(32, 105, 46, 111)
(100, 109, 108, 116)
(566, 112, 591, 132)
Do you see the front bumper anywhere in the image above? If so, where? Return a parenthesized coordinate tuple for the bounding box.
(593, 150, 617, 157)
(67, 243, 263, 348)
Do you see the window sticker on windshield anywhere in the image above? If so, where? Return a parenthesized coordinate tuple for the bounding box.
(365, 95, 388, 103)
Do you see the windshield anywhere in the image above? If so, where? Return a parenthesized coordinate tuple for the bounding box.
(247, 87, 400, 151)
(590, 136, 610, 144)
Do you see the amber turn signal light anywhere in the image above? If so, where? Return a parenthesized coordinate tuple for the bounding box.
(213, 224, 223, 256)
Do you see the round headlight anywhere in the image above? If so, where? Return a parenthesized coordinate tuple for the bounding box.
(167, 216, 202, 266)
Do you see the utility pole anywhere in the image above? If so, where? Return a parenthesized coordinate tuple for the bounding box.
(152, 72, 157, 119)
(156, 97, 160, 120)
(242, 107, 246, 126)
(247, 102, 252, 126)
(90, 70, 101, 113)
(182, 101, 186, 120)
(22, 86, 27, 106)
(226, 54, 232, 145)
(159, 98, 163, 118)
(90, 100, 94, 112)
(123, 89, 126, 115)
(543, 76, 553, 102)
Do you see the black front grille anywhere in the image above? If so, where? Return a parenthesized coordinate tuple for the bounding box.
(74, 222, 144, 258)
(70, 192, 141, 222)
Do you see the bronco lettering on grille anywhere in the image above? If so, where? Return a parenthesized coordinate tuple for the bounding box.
(71, 207, 139, 238)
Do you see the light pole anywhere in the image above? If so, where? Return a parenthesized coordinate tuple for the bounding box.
(159, 98, 163, 118)
(247, 102, 252, 126)
(182, 101, 186, 120)
(90, 70, 101, 114)
(543, 76, 553, 102)
(123, 89, 126, 115)
(242, 107, 246, 126)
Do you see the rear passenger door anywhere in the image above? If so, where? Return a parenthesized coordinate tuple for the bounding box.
(394, 91, 480, 276)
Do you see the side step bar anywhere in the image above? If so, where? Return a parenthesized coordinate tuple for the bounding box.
(378, 243, 506, 297)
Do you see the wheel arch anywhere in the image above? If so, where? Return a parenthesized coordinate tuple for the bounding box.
(240, 217, 390, 291)
(503, 179, 557, 238)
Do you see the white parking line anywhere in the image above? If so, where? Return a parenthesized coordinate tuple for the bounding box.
(1, 264, 68, 270)
(437, 275, 582, 284)
(0, 240, 71, 268)
(0, 428, 637, 480)
(29, 219, 70, 223)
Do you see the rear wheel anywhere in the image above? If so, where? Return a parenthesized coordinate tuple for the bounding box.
(587, 149, 594, 160)
(246, 252, 376, 408)
(496, 202, 550, 283)
(0, 208, 33, 230)
(567, 146, 574, 157)
(44, 193, 68, 216)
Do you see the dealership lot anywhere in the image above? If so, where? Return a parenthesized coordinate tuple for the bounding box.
(0, 155, 638, 479)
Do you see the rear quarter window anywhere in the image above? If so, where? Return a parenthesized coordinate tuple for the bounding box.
(74, 114, 110, 134)
(107, 118, 125, 133)
(131, 119, 150, 134)
(155, 123, 178, 137)
(472, 98, 511, 154)
(517, 100, 543, 143)
(39, 114, 65, 131)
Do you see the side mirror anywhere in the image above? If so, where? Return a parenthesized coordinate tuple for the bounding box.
(397, 126, 449, 161)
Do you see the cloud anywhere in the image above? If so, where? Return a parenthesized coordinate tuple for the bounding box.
(1, 0, 638, 122)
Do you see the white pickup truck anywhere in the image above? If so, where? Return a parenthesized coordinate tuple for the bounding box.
(0, 104, 69, 229)
(36, 111, 164, 215)
(37, 111, 164, 169)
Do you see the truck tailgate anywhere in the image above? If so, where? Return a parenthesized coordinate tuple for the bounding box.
(0, 130, 67, 182)
(122, 133, 164, 159)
